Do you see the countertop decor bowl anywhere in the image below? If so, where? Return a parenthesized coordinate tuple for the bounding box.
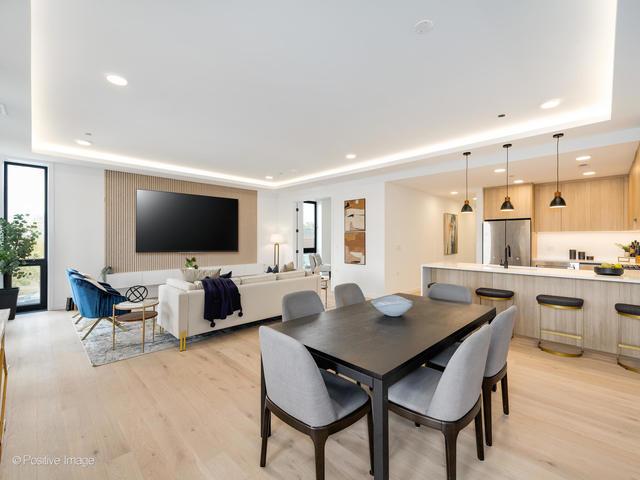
(594, 267, 624, 276)
(371, 295, 413, 317)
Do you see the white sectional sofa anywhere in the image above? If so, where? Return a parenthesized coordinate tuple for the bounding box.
(158, 270, 320, 351)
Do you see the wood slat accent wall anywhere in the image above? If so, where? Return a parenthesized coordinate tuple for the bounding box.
(105, 170, 257, 273)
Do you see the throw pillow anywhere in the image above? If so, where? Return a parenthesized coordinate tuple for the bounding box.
(181, 268, 221, 282)
(266, 265, 279, 273)
(221, 271, 232, 279)
(282, 261, 295, 272)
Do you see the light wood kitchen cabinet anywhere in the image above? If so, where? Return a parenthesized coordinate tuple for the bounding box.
(483, 183, 534, 220)
(560, 180, 589, 231)
(586, 176, 627, 231)
(629, 148, 640, 229)
(534, 183, 561, 231)
(534, 175, 628, 232)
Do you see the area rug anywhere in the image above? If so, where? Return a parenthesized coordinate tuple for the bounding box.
(73, 315, 277, 367)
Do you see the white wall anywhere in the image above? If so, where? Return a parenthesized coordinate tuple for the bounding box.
(318, 197, 332, 264)
(50, 163, 106, 309)
(536, 230, 640, 263)
(256, 190, 279, 266)
(272, 178, 387, 298)
(385, 183, 476, 293)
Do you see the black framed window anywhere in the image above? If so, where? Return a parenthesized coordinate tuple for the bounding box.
(3, 161, 48, 312)
(303, 201, 317, 254)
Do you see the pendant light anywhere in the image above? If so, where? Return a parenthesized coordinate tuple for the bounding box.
(461, 151, 473, 213)
(549, 133, 567, 208)
(500, 143, 514, 211)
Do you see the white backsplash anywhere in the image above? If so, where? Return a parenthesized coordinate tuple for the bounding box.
(536, 231, 640, 262)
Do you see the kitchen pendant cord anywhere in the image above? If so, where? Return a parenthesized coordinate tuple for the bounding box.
(556, 134, 560, 191)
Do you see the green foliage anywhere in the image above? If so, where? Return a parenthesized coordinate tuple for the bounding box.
(616, 243, 630, 253)
(184, 257, 199, 269)
(0, 214, 39, 279)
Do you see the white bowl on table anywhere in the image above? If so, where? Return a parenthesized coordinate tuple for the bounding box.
(371, 295, 413, 317)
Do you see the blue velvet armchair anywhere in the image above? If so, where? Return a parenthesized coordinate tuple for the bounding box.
(69, 273, 127, 340)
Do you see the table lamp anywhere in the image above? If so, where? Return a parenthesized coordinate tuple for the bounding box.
(270, 233, 284, 267)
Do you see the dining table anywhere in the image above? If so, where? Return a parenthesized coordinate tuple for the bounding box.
(261, 293, 496, 480)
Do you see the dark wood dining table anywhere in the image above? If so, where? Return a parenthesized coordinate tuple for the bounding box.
(261, 293, 495, 480)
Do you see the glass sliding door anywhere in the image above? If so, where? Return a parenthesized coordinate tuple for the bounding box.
(3, 162, 48, 312)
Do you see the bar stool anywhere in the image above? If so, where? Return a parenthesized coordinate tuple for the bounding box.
(536, 294, 584, 357)
(615, 303, 640, 373)
(476, 288, 514, 308)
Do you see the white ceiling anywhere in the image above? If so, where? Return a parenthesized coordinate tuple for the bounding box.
(1, 1, 639, 189)
(394, 141, 639, 198)
(27, 0, 621, 187)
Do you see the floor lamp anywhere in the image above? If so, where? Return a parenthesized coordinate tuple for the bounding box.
(270, 233, 284, 267)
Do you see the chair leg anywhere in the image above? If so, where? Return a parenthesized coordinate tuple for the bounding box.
(74, 315, 83, 324)
(260, 405, 271, 467)
(492, 384, 497, 392)
(501, 373, 509, 415)
(367, 410, 374, 476)
(443, 426, 459, 480)
(81, 318, 103, 340)
(311, 431, 328, 480)
(474, 409, 485, 461)
(482, 384, 493, 446)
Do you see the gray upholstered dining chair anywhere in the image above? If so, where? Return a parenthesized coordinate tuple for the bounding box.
(388, 325, 491, 480)
(429, 305, 517, 446)
(334, 283, 366, 308)
(282, 290, 325, 322)
(427, 283, 472, 304)
(259, 326, 373, 479)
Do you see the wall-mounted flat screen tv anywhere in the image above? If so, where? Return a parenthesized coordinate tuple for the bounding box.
(136, 189, 238, 252)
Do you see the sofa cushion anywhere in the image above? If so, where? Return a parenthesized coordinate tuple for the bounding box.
(282, 261, 295, 272)
(181, 268, 221, 282)
(241, 273, 277, 285)
(276, 270, 306, 280)
(167, 278, 198, 291)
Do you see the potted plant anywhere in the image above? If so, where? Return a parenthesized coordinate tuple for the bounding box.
(0, 214, 39, 319)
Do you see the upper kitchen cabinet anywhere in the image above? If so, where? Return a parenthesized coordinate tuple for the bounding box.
(534, 183, 561, 231)
(629, 148, 640, 229)
(534, 176, 628, 232)
(483, 183, 534, 220)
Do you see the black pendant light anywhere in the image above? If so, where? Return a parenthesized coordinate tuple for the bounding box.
(461, 151, 473, 213)
(500, 143, 514, 211)
(549, 133, 567, 208)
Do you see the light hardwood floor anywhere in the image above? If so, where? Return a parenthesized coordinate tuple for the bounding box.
(1, 305, 640, 479)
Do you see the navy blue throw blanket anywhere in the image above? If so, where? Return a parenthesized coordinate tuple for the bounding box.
(201, 277, 243, 327)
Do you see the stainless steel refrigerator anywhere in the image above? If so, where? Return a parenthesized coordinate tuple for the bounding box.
(482, 219, 531, 267)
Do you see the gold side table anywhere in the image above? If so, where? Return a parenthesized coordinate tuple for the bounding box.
(112, 299, 159, 352)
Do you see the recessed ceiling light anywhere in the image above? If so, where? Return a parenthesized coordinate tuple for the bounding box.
(540, 98, 562, 109)
(450, 191, 458, 195)
(265, 175, 274, 180)
(583, 171, 596, 176)
(414, 19, 435, 34)
(106, 74, 128, 86)
(576, 155, 591, 161)
(75, 139, 92, 146)
(345, 153, 357, 160)
(472, 197, 477, 201)
(494, 168, 506, 173)
(513, 179, 524, 184)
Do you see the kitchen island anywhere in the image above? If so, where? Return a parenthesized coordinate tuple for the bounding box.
(422, 263, 640, 357)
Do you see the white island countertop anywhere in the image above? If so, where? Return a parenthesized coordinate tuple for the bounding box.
(422, 262, 640, 284)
